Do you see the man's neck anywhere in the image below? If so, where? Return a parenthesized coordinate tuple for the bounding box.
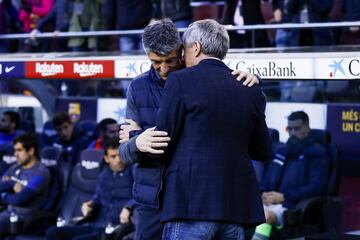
(22, 157, 37, 169)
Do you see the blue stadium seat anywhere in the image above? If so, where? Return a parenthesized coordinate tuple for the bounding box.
(77, 120, 98, 141)
(19, 120, 35, 133)
(56, 149, 103, 225)
(0, 142, 16, 176)
(39, 147, 69, 210)
(41, 120, 58, 147)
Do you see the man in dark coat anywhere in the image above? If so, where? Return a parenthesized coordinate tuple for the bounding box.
(119, 18, 261, 240)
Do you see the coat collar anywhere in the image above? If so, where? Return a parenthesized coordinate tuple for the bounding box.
(198, 58, 227, 68)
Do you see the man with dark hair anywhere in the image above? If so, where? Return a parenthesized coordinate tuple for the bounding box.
(52, 112, 90, 165)
(0, 133, 51, 236)
(88, 118, 119, 150)
(46, 138, 134, 240)
(119, 18, 261, 240)
(252, 111, 328, 240)
(0, 111, 21, 146)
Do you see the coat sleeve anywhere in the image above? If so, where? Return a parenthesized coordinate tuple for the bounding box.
(119, 83, 143, 165)
(155, 74, 187, 158)
(248, 90, 271, 162)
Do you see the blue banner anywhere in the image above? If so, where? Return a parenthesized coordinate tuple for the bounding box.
(0, 62, 25, 79)
(327, 104, 360, 161)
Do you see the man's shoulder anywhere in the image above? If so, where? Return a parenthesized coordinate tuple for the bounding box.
(33, 162, 51, 175)
(131, 70, 153, 87)
(304, 143, 327, 157)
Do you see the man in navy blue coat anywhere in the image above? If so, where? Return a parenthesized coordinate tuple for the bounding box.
(252, 111, 328, 240)
(137, 19, 271, 239)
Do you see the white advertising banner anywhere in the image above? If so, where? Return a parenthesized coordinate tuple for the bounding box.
(115, 54, 360, 80)
(97, 98, 127, 124)
(265, 102, 327, 142)
(115, 59, 151, 78)
(315, 57, 360, 79)
(224, 58, 314, 79)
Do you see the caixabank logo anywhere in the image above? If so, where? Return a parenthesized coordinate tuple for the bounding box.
(26, 60, 114, 79)
(317, 57, 360, 79)
(225, 58, 314, 79)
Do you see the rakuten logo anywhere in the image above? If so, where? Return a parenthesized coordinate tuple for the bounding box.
(36, 62, 64, 76)
(73, 62, 103, 77)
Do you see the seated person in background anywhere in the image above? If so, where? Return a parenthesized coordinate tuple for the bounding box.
(46, 138, 134, 240)
(0, 111, 21, 147)
(88, 118, 119, 150)
(0, 133, 51, 236)
(52, 112, 90, 165)
(252, 111, 328, 240)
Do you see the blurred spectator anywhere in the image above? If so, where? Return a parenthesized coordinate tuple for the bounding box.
(0, 111, 21, 147)
(52, 112, 90, 165)
(46, 138, 134, 240)
(18, 0, 54, 52)
(18, 0, 54, 33)
(88, 118, 119, 150)
(67, 0, 103, 51)
(103, 0, 152, 52)
(272, 0, 300, 47)
(252, 111, 328, 240)
(30, 0, 74, 51)
(223, 0, 269, 48)
(0, 133, 51, 236)
(302, 0, 334, 46)
(273, 0, 334, 47)
(344, 0, 360, 44)
(152, 0, 192, 28)
(0, 0, 22, 52)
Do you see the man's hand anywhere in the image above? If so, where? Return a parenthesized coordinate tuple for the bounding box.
(119, 119, 142, 143)
(119, 207, 131, 224)
(81, 200, 93, 217)
(262, 191, 284, 205)
(30, 29, 39, 40)
(135, 127, 171, 154)
(232, 70, 259, 87)
(13, 182, 24, 193)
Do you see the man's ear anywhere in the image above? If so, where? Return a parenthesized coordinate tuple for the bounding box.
(194, 41, 201, 57)
(103, 155, 110, 164)
(28, 147, 35, 156)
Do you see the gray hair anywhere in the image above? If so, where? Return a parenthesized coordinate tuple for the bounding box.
(183, 19, 230, 60)
(142, 18, 182, 56)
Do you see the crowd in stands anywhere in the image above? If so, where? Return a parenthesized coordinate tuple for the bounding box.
(0, 0, 359, 53)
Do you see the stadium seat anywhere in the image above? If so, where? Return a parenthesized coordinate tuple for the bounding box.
(0, 142, 16, 176)
(41, 120, 58, 147)
(18, 120, 35, 133)
(53, 149, 103, 225)
(77, 120, 98, 141)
